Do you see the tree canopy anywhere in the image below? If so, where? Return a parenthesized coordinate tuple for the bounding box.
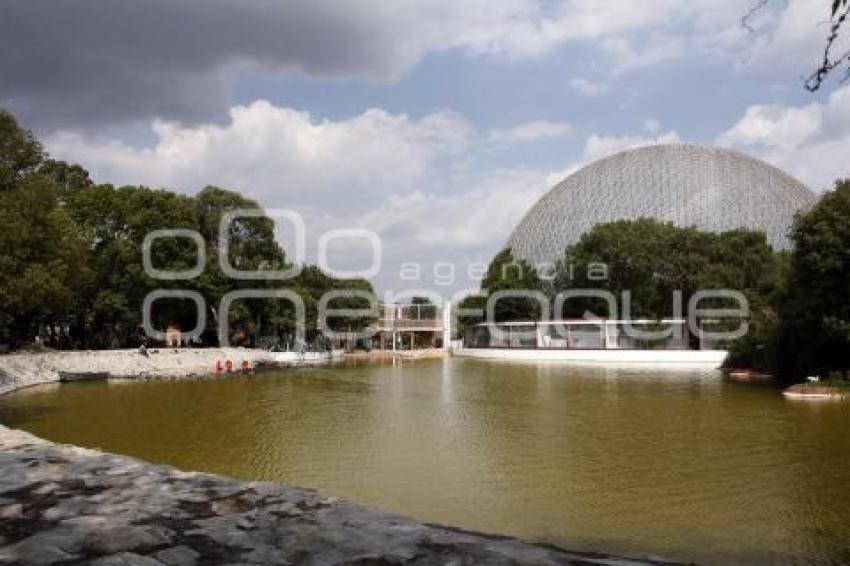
(554, 218, 783, 321)
(0, 110, 45, 191)
(0, 110, 374, 349)
(773, 179, 850, 378)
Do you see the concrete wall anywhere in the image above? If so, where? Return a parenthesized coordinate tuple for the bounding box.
(0, 348, 273, 395)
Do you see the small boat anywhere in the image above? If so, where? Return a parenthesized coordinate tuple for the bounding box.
(266, 349, 344, 365)
(782, 384, 845, 401)
(58, 371, 111, 382)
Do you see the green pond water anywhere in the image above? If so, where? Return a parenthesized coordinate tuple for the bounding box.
(1, 359, 848, 564)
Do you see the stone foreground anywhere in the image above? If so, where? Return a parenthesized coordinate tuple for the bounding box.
(0, 426, 677, 565)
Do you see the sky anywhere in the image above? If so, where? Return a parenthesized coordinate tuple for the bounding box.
(2, 0, 849, 298)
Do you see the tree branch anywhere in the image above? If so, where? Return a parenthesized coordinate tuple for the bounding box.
(741, 0, 770, 33)
(805, 3, 850, 91)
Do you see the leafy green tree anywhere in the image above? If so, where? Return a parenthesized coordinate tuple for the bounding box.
(0, 175, 92, 344)
(291, 265, 375, 339)
(65, 184, 200, 345)
(555, 219, 782, 321)
(773, 180, 850, 379)
(0, 110, 376, 349)
(0, 111, 44, 191)
(195, 186, 284, 270)
(455, 293, 487, 337)
(480, 248, 546, 322)
(39, 159, 92, 193)
(455, 248, 546, 344)
(193, 186, 288, 346)
(555, 219, 677, 318)
(0, 112, 92, 345)
(553, 219, 784, 362)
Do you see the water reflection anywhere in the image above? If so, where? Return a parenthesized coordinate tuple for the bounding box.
(0, 359, 848, 564)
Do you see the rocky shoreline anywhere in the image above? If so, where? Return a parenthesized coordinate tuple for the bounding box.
(0, 425, 679, 565)
(0, 349, 277, 396)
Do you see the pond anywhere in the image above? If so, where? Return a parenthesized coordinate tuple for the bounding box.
(1, 359, 848, 564)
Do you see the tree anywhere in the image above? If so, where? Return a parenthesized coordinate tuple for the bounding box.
(0, 109, 376, 350)
(0, 175, 92, 345)
(773, 180, 850, 379)
(479, 248, 546, 322)
(291, 265, 376, 341)
(195, 186, 283, 270)
(64, 184, 200, 345)
(0, 112, 92, 345)
(555, 219, 782, 318)
(554, 219, 684, 318)
(551, 219, 784, 362)
(193, 186, 288, 346)
(0, 110, 44, 191)
(39, 159, 92, 193)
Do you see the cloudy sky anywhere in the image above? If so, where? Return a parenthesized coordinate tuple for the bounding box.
(2, 0, 849, 297)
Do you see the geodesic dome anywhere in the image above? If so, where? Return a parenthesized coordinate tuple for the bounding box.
(507, 143, 816, 266)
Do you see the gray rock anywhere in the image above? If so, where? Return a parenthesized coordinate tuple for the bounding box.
(0, 503, 22, 519)
(154, 545, 200, 566)
(265, 502, 301, 518)
(239, 544, 290, 564)
(90, 552, 165, 566)
(82, 525, 173, 555)
(0, 535, 81, 565)
(42, 497, 91, 520)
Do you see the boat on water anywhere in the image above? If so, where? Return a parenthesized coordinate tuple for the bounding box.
(454, 319, 728, 370)
(782, 383, 846, 400)
(266, 349, 345, 364)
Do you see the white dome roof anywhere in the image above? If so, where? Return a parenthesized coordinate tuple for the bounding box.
(507, 143, 816, 265)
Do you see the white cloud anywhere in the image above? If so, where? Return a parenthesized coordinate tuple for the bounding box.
(394, 0, 772, 73)
(433, 0, 683, 59)
(643, 119, 662, 133)
(316, 168, 553, 292)
(716, 102, 822, 152)
(602, 34, 687, 74)
(362, 0, 754, 78)
(46, 101, 472, 207)
(582, 130, 682, 163)
(569, 77, 610, 97)
(44, 100, 555, 292)
(487, 120, 572, 144)
(557, 0, 838, 79)
(716, 84, 850, 190)
(364, 170, 549, 249)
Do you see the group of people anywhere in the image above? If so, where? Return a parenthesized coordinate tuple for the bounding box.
(213, 358, 254, 375)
